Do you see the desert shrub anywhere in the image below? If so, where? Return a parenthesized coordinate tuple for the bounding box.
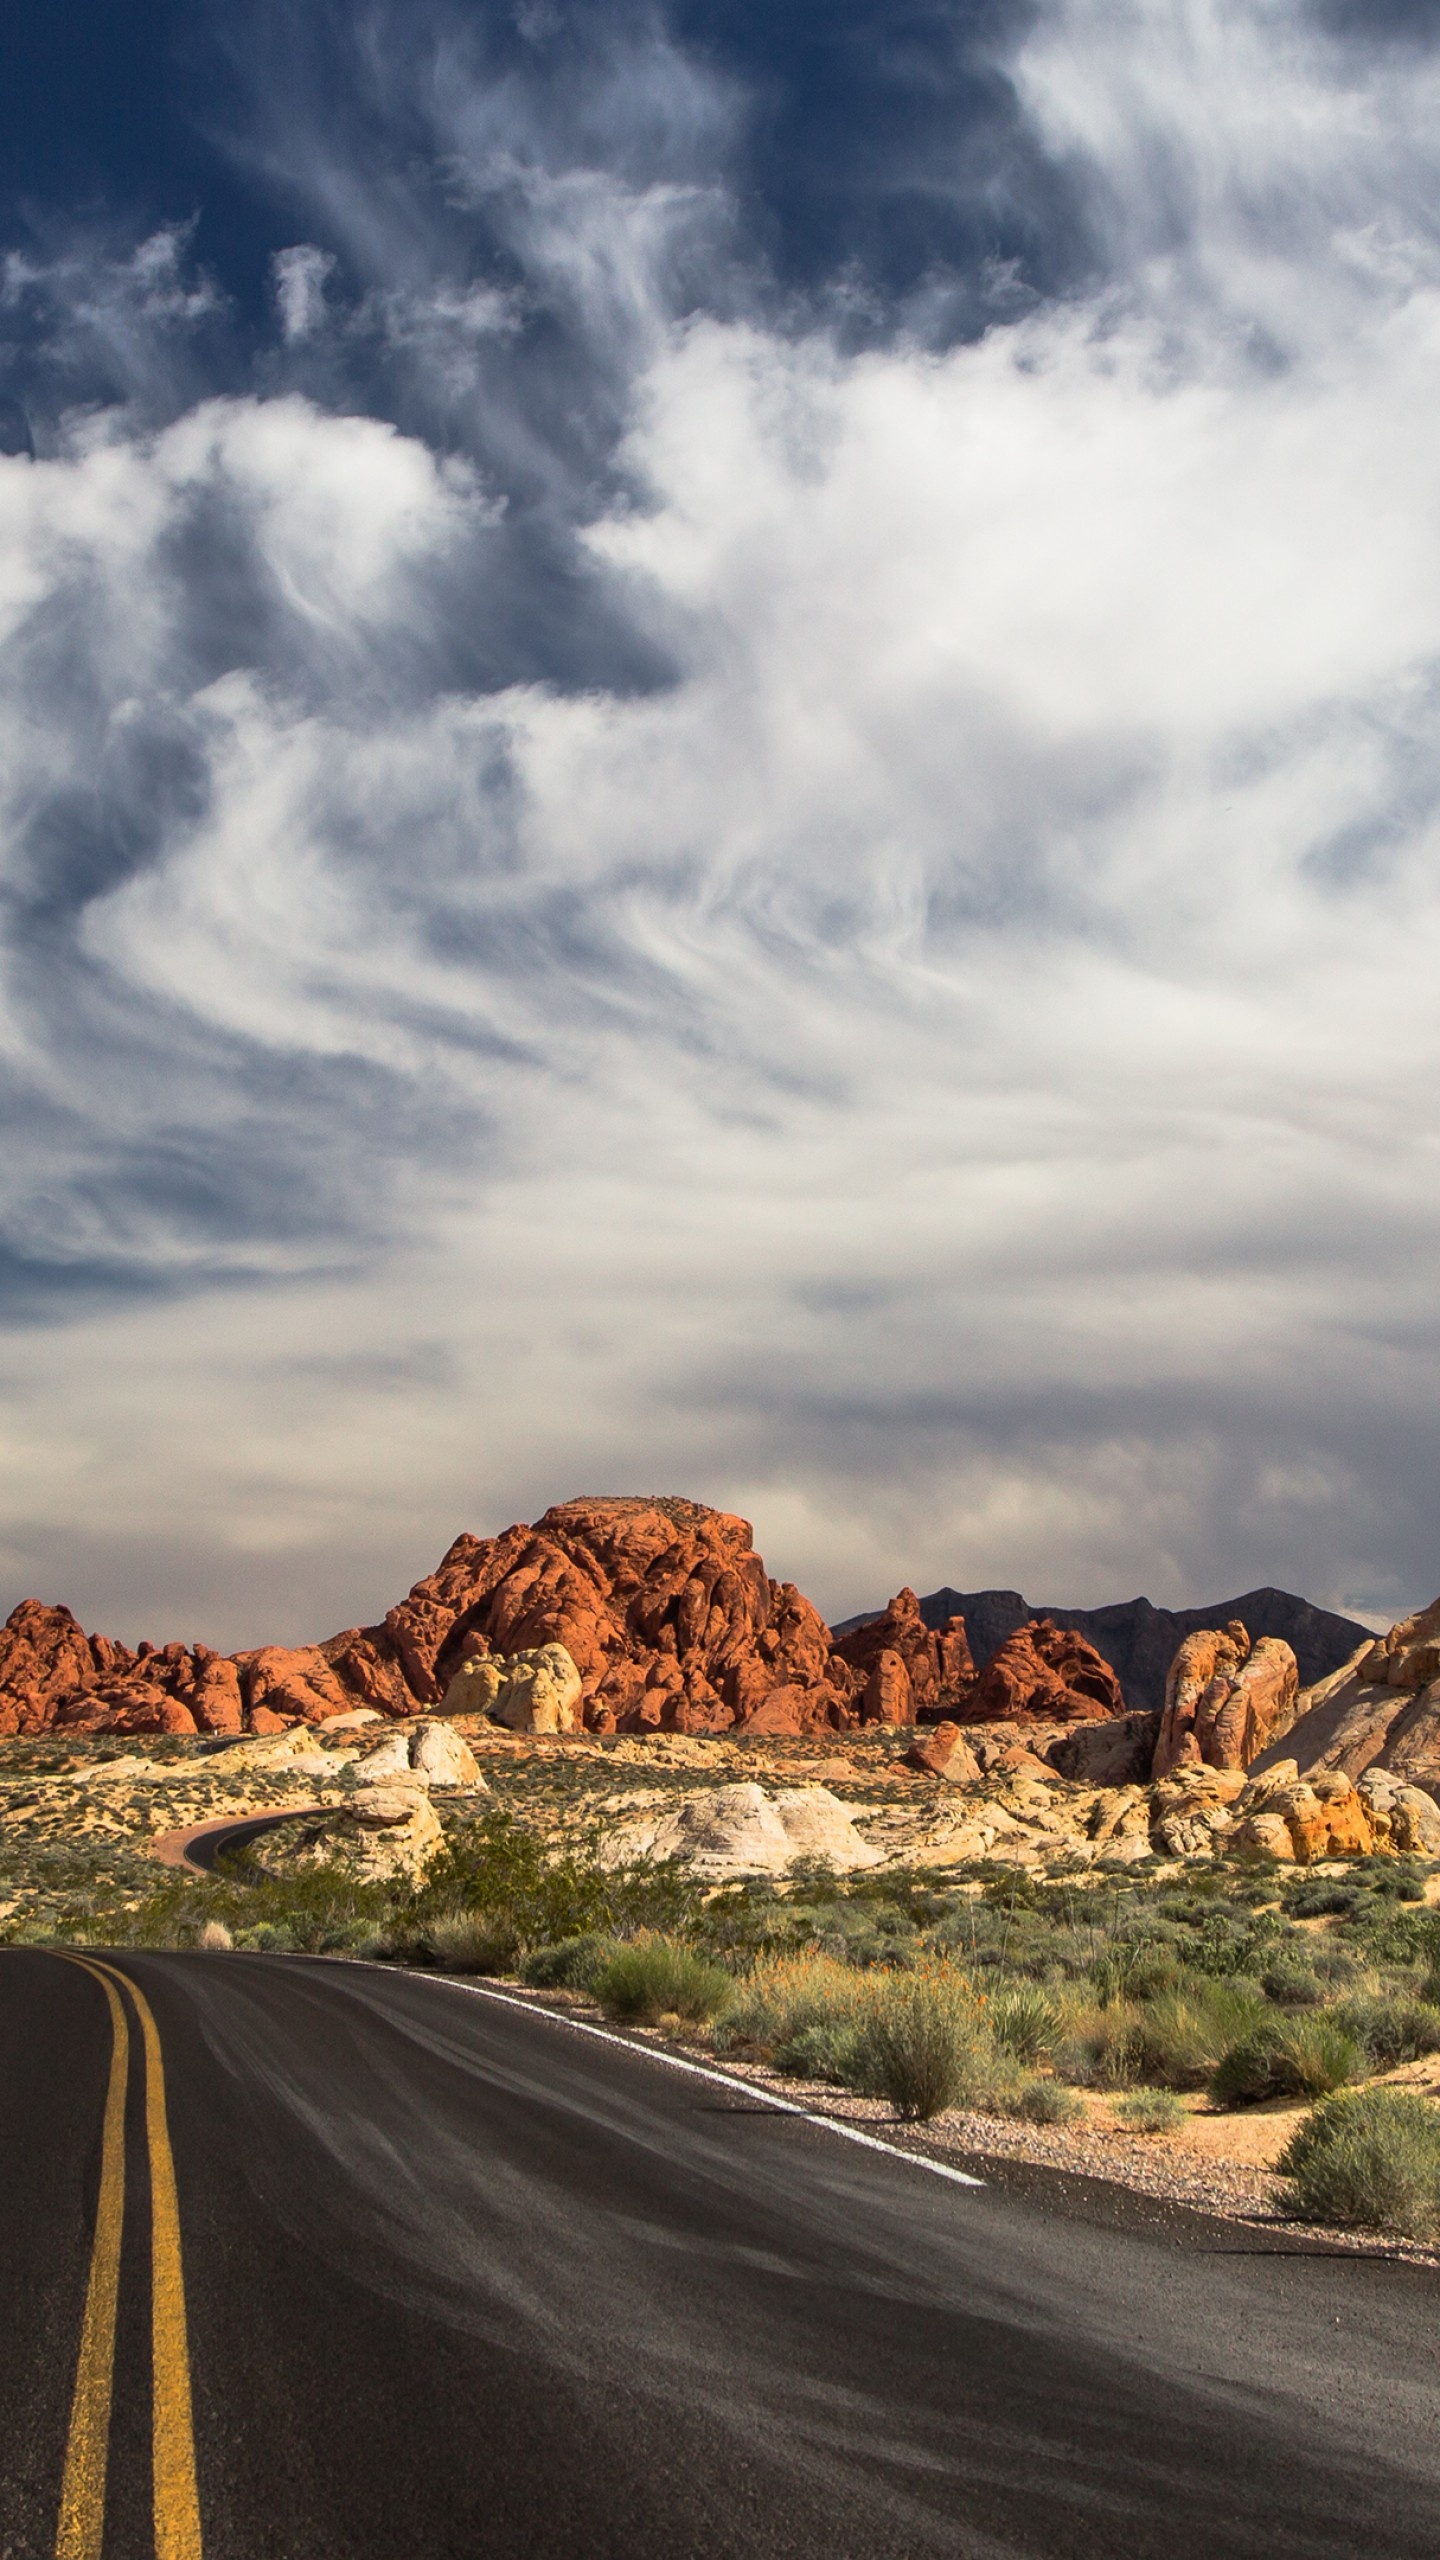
(987, 1982, 1059, 2061)
(595, 1936, 732, 2027)
(1279, 2088, 1440, 2238)
(231, 1921, 297, 1953)
(521, 1933, 616, 1992)
(1053, 1996, 1146, 2089)
(1330, 1993, 1440, 2070)
(1261, 1955, 1324, 2008)
(197, 1920, 233, 1951)
(411, 1810, 698, 1948)
(1282, 1876, 1361, 1919)
(715, 1953, 871, 2061)
(1129, 1979, 1268, 2089)
(1114, 2088, 1187, 2135)
(1014, 2079, 1086, 2127)
(1211, 2013, 1361, 2106)
(425, 1909, 525, 1975)
(772, 2017, 867, 2085)
(852, 1970, 983, 2122)
(1089, 1946, 1182, 2004)
(1346, 1903, 1440, 1967)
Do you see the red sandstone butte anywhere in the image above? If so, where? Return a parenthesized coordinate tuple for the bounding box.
(953, 1619, 1125, 1725)
(333, 1497, 854, 1736)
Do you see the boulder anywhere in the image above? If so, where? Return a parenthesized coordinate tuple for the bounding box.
(1148, 1764, 1247, 1860)
(1048, 1713, 1158, 1786)
(904, 1721, 981, 1783)
(1355, 1767, 1440, 1857)
(604, 1781, 882, 1880)
(353, 1728, 414, 1781)
(441, 1643, 583, 1735)
(1362, 1598, 1440, 1691)
(332, 1782, 443, 1882)
(953, 1620, 1125, 1724)
(1231, 1762, 1377, 1864)
(334, 1716, 481, 1786)
(410, 1720, 482, 1787)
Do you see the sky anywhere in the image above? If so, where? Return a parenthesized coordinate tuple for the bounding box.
(2, 0, 1440, 1649)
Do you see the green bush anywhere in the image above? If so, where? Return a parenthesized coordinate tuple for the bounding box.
(1261, 1955, 1324, 2008)
(1131, 1979, 1267, 2089)
(1279, 2088, 1440, 2238)
(425, 1909, 524, 1975)
(987, 1982, 1058, 2061)
(1331, 1993, 1440, 2070)
(1053, 1996, 1146, 2089)
(595, 1937, 732, 2027)
(715, 1952, 870, 2062)
(772, 2017, 866, 2085)
(852, 1972, 980, 2122)
(1053, 1977, 1263, 2091)
(1014, 2078, 1086, 2127)
(1211, 2013, 1361, 2106)
(521, 1933, 616, 1992)
(411, 1809, 699, 1948)
(1114, 2088, 1187, 2135)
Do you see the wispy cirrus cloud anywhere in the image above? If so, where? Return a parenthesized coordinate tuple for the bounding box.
(0, 0, 1439, 1644)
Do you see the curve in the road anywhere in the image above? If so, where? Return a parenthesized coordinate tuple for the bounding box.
(150, 1808, 329, 1874)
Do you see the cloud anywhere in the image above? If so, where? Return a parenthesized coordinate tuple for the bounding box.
(272, 243, 336, 343)
(2, 0, 1440, 1641)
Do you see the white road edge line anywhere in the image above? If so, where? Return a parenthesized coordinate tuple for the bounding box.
(317, 1954, 984, 2190)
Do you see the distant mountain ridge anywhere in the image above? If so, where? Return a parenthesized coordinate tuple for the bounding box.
(832, 1586, 1371, 1715)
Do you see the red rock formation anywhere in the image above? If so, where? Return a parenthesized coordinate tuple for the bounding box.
(0, 1600, 129, 1734)
(952, 1619, 1124, 1724)
(234, 1646, 352, 1726)
(1153, 1623, 1299, 1777)
(380, 1498, 852, 1736)
(1153, 1622, 1249, 1775)
(831, 1589, 973, 1716)
(0, 1500, 998, 1742)
(860, 1649, 912, 1725)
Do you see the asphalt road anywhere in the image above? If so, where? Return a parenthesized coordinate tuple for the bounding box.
(1, 1950, 1436, 2560)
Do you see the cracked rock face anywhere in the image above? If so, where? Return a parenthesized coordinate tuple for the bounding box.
(1249, 1597, 1440, 1798)
(1153, 1627, 1300, 1778)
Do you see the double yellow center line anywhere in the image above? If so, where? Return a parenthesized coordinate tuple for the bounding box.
(53, 1957, 204, 2560)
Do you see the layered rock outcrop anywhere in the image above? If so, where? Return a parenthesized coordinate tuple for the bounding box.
(440, 1644, 584, 1735)
(1153, 1625, 1300, 1778)
(1252, 1598, 1440, 1796)
(598, 1782, 884, 1879)
(1148, 1754, 1440, 1864)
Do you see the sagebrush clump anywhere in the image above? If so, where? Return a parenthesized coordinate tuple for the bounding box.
(1279, 2088, 1440, 2238)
